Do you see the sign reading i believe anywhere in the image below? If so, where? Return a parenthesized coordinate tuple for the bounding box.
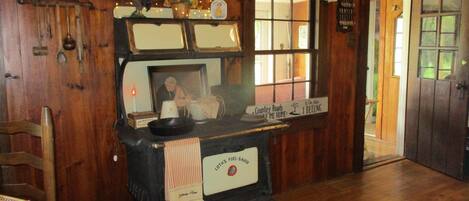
(245, 97, 328, 120)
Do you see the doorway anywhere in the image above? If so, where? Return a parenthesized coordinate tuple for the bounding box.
(364, 0, 408, 165)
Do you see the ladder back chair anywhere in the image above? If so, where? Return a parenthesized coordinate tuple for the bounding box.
(0, 107, 56, 201)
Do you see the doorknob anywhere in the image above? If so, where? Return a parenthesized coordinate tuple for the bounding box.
(456, 81, 467, 90)
(456, 81, 467, 99)
(4, 73, 19, 80)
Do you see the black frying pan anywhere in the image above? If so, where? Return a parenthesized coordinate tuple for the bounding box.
(147, 118, 195, 136)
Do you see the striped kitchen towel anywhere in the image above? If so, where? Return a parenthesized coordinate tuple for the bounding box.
(164, 138, 203, 201)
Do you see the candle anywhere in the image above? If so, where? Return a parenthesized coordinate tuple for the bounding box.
(131, 85, 137, 113)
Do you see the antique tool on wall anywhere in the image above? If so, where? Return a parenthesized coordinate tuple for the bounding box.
(63, 6, 76, 51)
(75, 5, 84, 73)
(55, 5, 67, 65)
(33, 1, 48, 56)
(45, 4, 52, 39)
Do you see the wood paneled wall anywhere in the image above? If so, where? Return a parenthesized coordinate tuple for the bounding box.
(0, 0, 368, 199)
(269, 0, 368, 193)
(0, 0, 129, 200)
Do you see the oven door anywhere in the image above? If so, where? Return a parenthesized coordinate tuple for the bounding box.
(200, 133, 272, 201)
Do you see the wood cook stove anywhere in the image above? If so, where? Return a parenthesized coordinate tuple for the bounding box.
(113, 18, 288, 201)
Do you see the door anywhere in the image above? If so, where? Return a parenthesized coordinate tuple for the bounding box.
(405, 0, 469, 179)
(376, 0, 403, 144)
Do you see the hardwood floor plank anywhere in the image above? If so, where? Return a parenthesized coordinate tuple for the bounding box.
(274, 160, 469, 201)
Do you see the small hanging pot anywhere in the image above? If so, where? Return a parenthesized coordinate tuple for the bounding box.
(63, 6, 76, 51)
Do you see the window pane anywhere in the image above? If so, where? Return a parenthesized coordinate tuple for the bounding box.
(294, 53, 311, 81)
(275, 84, 293, 102)
(422, 0, 439, 13)
(420, 50, 437, 68)
(256, 85, 274, 104)
(440, 33, 456, 46)
(396, 17, 404, 33)
(294, 82, 310, 100)
(255, 0, 272, 19)
(255, 55, 274, 85)
(394, 62, 402, 76)
(422, 17, 437, 31)
(396, 34, 404, 48)
(442, 0, 461, 12)
(275, 54, 293, 83)
(274, 21, 291, 50)
(441, 15, 457, 33)
(273, 0, 291, 20)
(438, 70, 452, 80)
(292, 0, 309, 20)
(420, 68, 436, 79)
(421, 32, 436, 46)
(439, 51, 455, 70)
(394, 48, 403, 63)
(255, 20, 272, 50)
(292, 22, 309, 49)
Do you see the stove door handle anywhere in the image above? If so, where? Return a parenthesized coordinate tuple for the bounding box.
(223, 145, 246, 153)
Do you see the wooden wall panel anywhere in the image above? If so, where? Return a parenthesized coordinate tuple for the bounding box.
(0, 0, 34, 187)
(269, 0, 368, 193)
(431, 81, 450, 172)
(417, 79, 434, 167)
(0, 0, 11, 185)
(0, 0, 131, 200)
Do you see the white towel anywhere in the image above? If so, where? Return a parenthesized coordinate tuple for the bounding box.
(164, 138, 203, 201)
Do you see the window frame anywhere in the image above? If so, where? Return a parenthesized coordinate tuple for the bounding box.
(254, 0, 318, 104)
(417, 0, 461, 80)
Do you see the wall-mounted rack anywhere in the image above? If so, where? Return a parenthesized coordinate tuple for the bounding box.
(17, 0, 95, 9)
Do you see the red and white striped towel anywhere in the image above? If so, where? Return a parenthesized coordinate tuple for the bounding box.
(164, 138, 203, 201)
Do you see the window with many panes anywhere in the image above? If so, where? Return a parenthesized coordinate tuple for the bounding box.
(418, 0, 460, 80)
(254, 0, 314, 104)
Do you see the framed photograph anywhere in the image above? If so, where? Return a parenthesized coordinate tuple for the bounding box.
(148, 64, 209, 113)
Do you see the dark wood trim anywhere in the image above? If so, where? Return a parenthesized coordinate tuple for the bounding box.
(0, 6, 6, 122)
(316, 0, 330, 97)
(281, 112, 328, 129)
(255, 49, 317, 55)
(242, 0, 255, 104)
(119, 52, 243, 61)
(353, 0, 370, 172)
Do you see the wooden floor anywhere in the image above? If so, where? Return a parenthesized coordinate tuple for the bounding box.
(274, 160, 469, 201)
(364, 135, 396, 165)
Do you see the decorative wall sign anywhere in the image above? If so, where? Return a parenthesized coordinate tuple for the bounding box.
(337, 0, 355, 32)
(202, 147, 258, 195)
(210, 0, 227, 20)
(245, 97, 328, 120)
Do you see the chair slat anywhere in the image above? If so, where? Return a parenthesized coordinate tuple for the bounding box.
(0, 194, 29, 201)
(0, 183, 45, 201)
(0, 121, 41, 137)
(0, 152, 43, 170)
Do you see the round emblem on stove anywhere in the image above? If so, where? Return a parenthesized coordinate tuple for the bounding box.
(227, 165, 237, 176)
